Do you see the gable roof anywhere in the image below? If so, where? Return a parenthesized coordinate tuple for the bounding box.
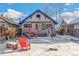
(69, 17, 79, 24)
(61, 18, 74, 25)
(0, 16, 19, 26)
(61, 20, 67, 24)
(19, 10, 58, 25)
(61, 20, 67, 26)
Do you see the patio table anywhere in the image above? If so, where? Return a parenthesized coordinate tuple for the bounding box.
(6, 41, 18, 50)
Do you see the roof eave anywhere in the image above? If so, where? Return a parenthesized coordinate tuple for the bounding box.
(19, 10, 58, 25)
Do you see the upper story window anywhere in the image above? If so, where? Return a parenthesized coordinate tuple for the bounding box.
(36, 14, 40, 18)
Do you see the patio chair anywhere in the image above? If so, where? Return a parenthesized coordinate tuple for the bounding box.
(18, 35, 30, 51)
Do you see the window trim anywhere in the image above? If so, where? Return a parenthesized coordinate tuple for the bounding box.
(41, 23, 46, 30)
(24, 23, 32, 28)
(36, 14, 40, 18)
(35, 24, 39, 30)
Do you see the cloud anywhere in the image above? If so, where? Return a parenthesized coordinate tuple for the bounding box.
(60, 8, 79, 24)
(3, 9, 25, 23)
(4, 9, 25, 19)
(61, 8, 79, 18)
(65, 3, 71, 6)
(63, 8, 68, 11)
(73, 8, 79, 18)
(61, 12, 73, 18)
(60, 12, 74, 24)
(51, 15, 57, 20)
(75, 8, 79, 10)
(65, 3, 73, 6)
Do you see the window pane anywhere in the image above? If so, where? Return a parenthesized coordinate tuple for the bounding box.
(41, 24, 46, 30)
(24, 24, 32, 28)
(36, 14, 40, 18)
(35, 24, 39, 30)
(46, 24, 52, 29)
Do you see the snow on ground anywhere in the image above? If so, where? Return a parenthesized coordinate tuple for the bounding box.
(0, 35, 79, 56)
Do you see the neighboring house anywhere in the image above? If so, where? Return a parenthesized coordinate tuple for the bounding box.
(60, 20, 68, 35)
(60, 18, 79, 37)
(0, 14, 18, 28)
(70, 17, 79, 37)
(0, 14, 18, 38)
(19, 10, 58, 36)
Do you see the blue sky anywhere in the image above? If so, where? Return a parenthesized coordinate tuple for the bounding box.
(0, 3, 79, 24)
(0, 3, 79, 14)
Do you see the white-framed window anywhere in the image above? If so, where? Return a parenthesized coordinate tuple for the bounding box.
(36, 14, 41, 18)
(41, 23, 46, 30)
(35, 24, 39, 30)
(46, 24, 52, 29)
(24, 23, 32, 28)
(74, 24, 79, 29)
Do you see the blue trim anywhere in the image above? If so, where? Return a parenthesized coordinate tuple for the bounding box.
(19, 10, 58, 24)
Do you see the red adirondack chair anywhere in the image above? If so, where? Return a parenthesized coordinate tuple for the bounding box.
(18, 35, 30, 51)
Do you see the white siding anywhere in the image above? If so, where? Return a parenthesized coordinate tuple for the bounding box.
(21, 12, 54, 26)
(20, 11, 55, 34)
(24, 12, 52, 22)
(0, 19, 9, 27)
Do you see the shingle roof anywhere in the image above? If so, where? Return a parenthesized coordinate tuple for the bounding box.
(70, 17, 79, 24)
(0, 16, 19, 26)
(19, 10, 58, 25)
(62, 17, 79, 25)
